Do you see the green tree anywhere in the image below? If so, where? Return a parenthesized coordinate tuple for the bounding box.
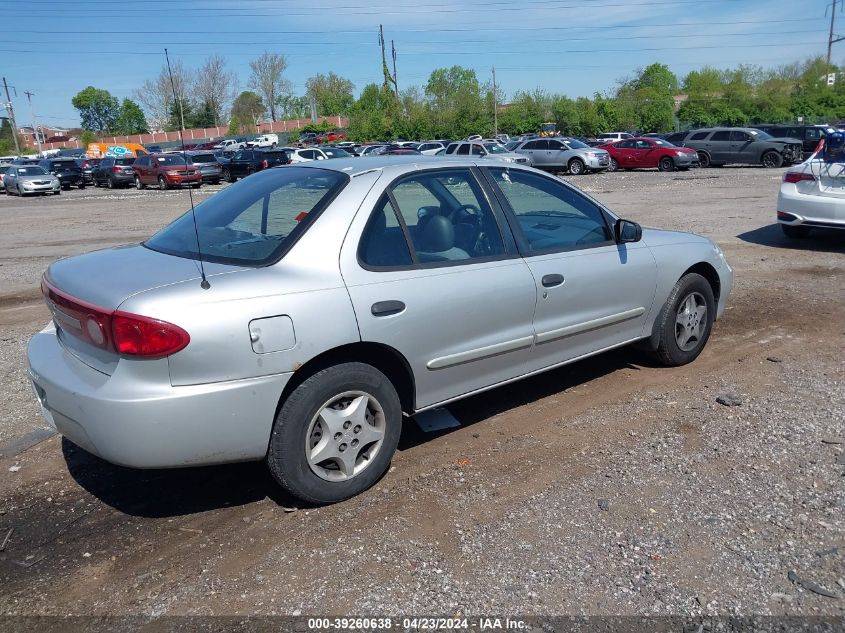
(71, 86, 120, 133)
(276, 93, 311, 119)
(80, 129, 97, 146)
(188, 100, 216, 128)
(230, 91, 265, 133)
(0, 118, 22, 154)
(306, 72, 355, 116)
(112, 98, 148, 135)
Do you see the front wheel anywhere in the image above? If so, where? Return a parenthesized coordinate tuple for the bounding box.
(652, 273, 715, 367)
(267, 362, 402, 504)
(158, 175, 168, 190)
(697, 152, 711, 168)
(607, 157, 619, 172)
(568, 158, 585, 175)
(762, 150, 784, 169)
(658, 156, 675, 172)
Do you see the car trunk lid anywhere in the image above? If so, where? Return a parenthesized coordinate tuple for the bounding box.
(44, 244, 243, 374)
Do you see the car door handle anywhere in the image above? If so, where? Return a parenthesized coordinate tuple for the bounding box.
(541, 274, 565, 288)
(371, 300, 405, 317)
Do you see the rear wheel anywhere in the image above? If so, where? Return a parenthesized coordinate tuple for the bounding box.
(223, 168, 235, 183)
(697, 152, 711, 168)
(658, 156, 675, 172)
(652, 273, 715, 367)
(568, 158, 585, 175)
(158, 175, 168, 190)
(78, 183, 85, 190)
(782, 224, 810, 238)
(267, 362, 402, 504)
(135, 176, 145, 190)
(762, 150, 784, 169)
(107, 177, 115, 189)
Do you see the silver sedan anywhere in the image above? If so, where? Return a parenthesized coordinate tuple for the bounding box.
(4, 164, 61, 196)
(513, 137, 611, 174)
(28, 157, 732, 503)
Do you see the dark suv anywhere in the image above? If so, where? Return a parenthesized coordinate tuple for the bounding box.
(223, 149, 290, 183)
(92, 157, 136, 188)
(678, 127, 802, 168)
(38, 158, 85, 189)
(756, 124, 835, 159)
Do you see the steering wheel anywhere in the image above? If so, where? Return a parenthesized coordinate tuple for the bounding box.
(452, 203, 482, 225)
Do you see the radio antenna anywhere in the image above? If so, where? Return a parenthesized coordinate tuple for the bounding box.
(165, 48, 210, 290)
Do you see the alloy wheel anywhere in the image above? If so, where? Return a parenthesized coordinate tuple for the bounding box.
(675, 291, 707, 352)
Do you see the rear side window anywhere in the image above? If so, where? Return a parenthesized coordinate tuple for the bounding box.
(690, 132, 709, 141)
(145, 167, 348, 266)
(711, 131, 731, 141)
(359, 198, 413, 267)
(192, 153, 216, 163)
(489, 168, 612, 253)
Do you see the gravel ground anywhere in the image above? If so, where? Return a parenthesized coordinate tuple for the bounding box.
(0, 167, 843, 619)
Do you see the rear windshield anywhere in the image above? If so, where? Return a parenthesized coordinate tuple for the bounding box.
(52, 161, 79, 169)
(144, 167, 348, 266)
(263, 151, 288, 160)
(322, 147, 350, 158)
(115, 158, 135, 166)
(191, 153, 216, 163)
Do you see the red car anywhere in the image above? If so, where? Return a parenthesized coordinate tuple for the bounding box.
(132, 153, 202, 190)
(600, 137, 699, 172)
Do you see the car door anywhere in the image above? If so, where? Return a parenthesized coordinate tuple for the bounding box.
(612, 140, 635, 167)
(516, 140, 540, 165)
(484, 166, 658, 370)
(549, 140, 574, 169)
(635, 140, 660, 168)
(706, 130, 733, 163)
(97, 158, 112, 183)
(340, 166, 538, 409)
(5, 166, 17, 190)
(134, 156, 148, 184)
(729, 131, 756, 162)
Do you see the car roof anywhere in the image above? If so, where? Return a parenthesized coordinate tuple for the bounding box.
(291, 155, 507, 176)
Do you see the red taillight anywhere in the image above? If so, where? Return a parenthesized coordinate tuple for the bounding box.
(42, 278, 189, 358)
(783, 171, 815, 184)
(261, 159, 268, 169)
(112, 166, 121, 173)
(112, 312, 190, 358)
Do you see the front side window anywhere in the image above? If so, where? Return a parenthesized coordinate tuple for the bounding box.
(360, 169, 505, 267)
(488, 168, 612, 253)
(145, 167, 348, 266)
(690, 132, 709, 141)
(711, 131, 731, 141)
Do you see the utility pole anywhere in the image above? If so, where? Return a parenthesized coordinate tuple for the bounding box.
(828, 0, 844, 66)
(492, 66, 498, 137)
(2, 77, 21, 154)
(391, 40, 399, 99)
(24, 90, 43, 155)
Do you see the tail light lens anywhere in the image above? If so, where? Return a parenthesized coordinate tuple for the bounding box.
(261, 159, 268, 169)
(112, 166, 122, 173)
(112, 312, 190, 357)
(783, 171, 815, 183)
(42, 278, 189, 358)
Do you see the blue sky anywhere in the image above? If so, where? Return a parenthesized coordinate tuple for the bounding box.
(3, 0, 836, 129)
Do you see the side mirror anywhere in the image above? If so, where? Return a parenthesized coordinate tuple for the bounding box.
(615, 219, 642, 243)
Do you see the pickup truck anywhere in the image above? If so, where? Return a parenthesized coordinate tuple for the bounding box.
(217, 139, 247, 151)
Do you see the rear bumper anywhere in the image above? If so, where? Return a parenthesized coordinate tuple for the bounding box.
(27, 323, 290, 468)
(777, 184, 845, 229)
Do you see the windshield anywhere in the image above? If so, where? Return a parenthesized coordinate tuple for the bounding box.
(145, 167, 348, 266)
(322, 147, 350, 158)
(566, 139, 590, 149)
(749, 129, 773, 140)
(484, 143, 507, 154)
(191, 153, 216, 163)
(154, 155, 188, 166)
(18, 166, 49, 175)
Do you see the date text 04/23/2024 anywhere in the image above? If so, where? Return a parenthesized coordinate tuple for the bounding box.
(306, 617, 529, 630)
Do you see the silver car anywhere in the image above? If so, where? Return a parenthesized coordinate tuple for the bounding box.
(4, 164, 61, 196)
(514, 137, 610, 174)
(444, 141, 529, 164)
(28, 157, 732, 503)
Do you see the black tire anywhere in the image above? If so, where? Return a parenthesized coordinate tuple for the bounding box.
(607, 157, 619, 172)
(107, 177, 115, 189)
(697, 152, 711, 168)
(212, 179, 221, 185)
(135, 176, 145, 190)
(93, 178, 100, 188)
(78, 183, 85, 190)
(658, 156, 675, 172)
(568, 158, 585, 175)
(158, 175, 168, 190)
(267, 362, 402, 504)
(781, 224, 810, 238)
(224, 168, 235, 183)
(652, 273, 715, 367)
(762, 150, 784, 169)
(678, 167, 690, 171)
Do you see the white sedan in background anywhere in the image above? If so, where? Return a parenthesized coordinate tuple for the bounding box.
(287, 146, 353, 163)
(777, 159, 845, 238)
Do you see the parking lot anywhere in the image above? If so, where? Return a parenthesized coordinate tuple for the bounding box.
(0, 168, 843, 616)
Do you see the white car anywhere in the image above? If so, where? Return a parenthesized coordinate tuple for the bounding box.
(288, 147, 353, 163)
(217, 139, 246, 151)
(253, 134, 279, 148)
(596, 132, 633, 142)
(417, 142, 446, 156)
(777, 159, 845, 237)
